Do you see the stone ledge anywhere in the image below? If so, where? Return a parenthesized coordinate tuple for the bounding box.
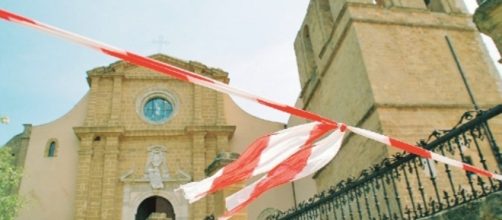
(348, 3, 475, 31)
(185, 125, 236, 138)
(73, 126, 125, 137)
(205, 152, 240, 176)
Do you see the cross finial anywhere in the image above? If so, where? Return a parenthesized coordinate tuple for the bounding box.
(152, 35, 169, 53)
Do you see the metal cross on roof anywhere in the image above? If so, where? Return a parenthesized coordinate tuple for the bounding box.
(152, 35, 169, 53)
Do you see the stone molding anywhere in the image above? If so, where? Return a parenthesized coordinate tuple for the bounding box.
(185, 125, 236, 138)
(73, 126, 125, 138)
(86, 53, 230, 83)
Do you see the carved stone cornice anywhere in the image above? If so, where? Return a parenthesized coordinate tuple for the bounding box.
(185, 125, 236, 138)
(73, 126, 125, 139)
(123, 129, 187, 137)
(205, 152, 240, 176)
(73, 125, 236, 139)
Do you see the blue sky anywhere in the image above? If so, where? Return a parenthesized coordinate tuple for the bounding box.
(0, 1, 500, 145)
(0, 0, 309, 144)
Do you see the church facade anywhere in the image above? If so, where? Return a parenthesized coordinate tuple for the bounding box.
(6, 0, 502, 220)
(7, 54, 298, 220)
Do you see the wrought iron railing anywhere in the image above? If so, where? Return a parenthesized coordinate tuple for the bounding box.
(270, 105, 502, 220)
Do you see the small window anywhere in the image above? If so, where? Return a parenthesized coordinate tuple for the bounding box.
(94, 136, 101, 142)
(48, 142, 56, 157)
(45, 139, 58, 158)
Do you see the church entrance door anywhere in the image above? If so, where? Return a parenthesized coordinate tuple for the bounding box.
(135, 196, 175, 220)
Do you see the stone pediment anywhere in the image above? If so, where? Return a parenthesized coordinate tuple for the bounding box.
(86, 53, 229, 84)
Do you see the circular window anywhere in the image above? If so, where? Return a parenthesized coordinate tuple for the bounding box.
(143, 97, 173, 123)
(137, 89, 179, 124)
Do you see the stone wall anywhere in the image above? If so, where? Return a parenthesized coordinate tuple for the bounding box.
(5, 124, 31, 169)
(293, 0, 502, 194)
(474, 0, 502, 63)
(419, 191, 502, 220)
(15, 94, 88, 220)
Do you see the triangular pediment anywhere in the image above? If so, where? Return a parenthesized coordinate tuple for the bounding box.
(86, 53, 229, 84)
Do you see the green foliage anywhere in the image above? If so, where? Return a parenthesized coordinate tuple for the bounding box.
(0, 147, 21, 220)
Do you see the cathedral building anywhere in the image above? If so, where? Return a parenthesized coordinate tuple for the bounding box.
(6, 54, 294, 220)
(6, 0, 502, 220)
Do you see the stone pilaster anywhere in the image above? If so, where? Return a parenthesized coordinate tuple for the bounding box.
(191, 132, 207, 219)
(193, 85, 203, 125)
(101, 135, 120, 220)
(74, 134, 94, 220)
(216, 133, 230, 153)
(87, 140, 104, 220)
(109, 76, 122, 125)
(85, 77, 100, 126)
(216, 93, 226, 125)
(192, 64, 204, 126)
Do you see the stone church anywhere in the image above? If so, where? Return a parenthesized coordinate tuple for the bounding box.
(6, 53, 294, 220)
(6, 0, 502, 220)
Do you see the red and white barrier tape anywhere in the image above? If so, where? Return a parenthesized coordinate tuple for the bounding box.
(0, 9, 500, 186)
(348, 126, 502, 180)
(0, 9, 335, 127)
(221, 126, 347, 219)
(177, 122, 335, 203)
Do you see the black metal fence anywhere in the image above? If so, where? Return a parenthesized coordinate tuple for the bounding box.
(270, 105, 502, 220)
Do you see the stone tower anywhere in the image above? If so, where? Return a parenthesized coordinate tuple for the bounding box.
(291, 0, 502, 190)
(474, 0, 502, 63)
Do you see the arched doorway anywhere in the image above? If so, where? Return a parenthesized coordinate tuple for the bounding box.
(136, 196, 175, 220)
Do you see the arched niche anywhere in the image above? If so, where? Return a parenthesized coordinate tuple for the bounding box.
(122, 186, 189, 220)
(135, 196, 175, 220)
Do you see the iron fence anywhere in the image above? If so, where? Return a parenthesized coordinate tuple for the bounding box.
(270, 105, 502, 220)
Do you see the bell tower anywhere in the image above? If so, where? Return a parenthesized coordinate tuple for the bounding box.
(292, 0, 502, 189)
